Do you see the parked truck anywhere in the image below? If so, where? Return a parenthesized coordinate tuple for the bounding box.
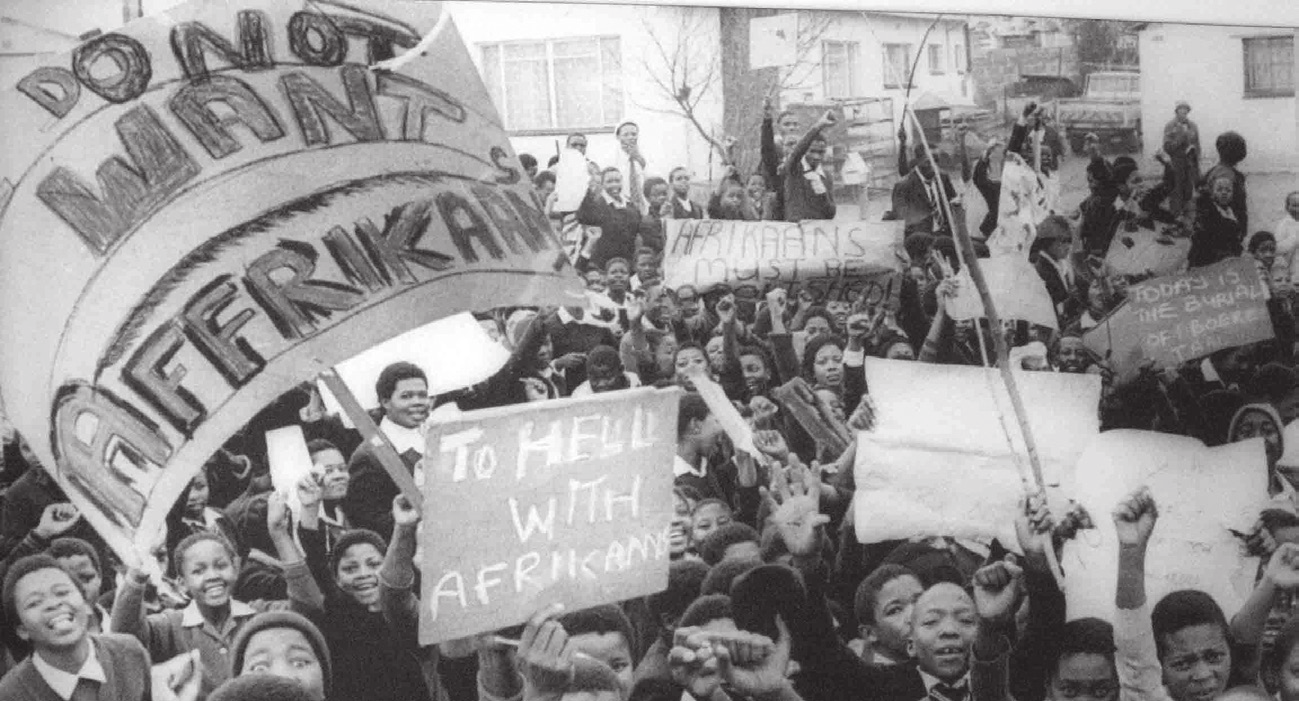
(1057, 70, 1142, 153)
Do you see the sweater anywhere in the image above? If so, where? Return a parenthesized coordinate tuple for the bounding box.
(0, 634, 150, 701)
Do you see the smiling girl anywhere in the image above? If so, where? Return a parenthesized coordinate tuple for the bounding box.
(112, 493, 323, 699)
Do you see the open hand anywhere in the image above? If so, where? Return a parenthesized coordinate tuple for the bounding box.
(753, 429, 790, 462)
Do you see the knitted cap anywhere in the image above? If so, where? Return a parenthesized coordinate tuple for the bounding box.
(230, 611, 332, 697)
(209, 674, 317, 701)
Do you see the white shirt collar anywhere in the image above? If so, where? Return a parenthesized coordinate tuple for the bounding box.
(32, 642, 107, 700)
(673, 455, 707, 479)
(380, 416, 426, 456)
(919, 669, 970, 694)
(676, 196, 693, 209)
(180, 598, 257, 628)
(602, 190, 629, 208)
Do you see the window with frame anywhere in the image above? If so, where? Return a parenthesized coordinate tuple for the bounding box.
(928, 44, 945, 74)
(1243, 35, 1294, 98)
(952, 42, 966, 73)
(480, 37, 625, 132)
(883, 43, 913, 88)
(823, 40, 861, 98)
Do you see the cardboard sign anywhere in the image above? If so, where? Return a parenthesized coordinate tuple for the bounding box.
(986, 159, 1049, 256)
(946, 255, 1059, 329)
(854, 359, 1102, 547)
(749, 13, 798, 69)
(418, 388, 679, 644)
(1105, 226, 1190, 279)
(266, 425, 312, 515)
(1062, 430, 1266, 622)
(1083, 257, 1273, 374)
(662, 219, 904, 304)
(316, 312, 510, 425)
(0, 0, 583, 561)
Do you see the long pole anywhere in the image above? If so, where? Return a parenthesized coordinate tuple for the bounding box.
(905, 104, 1065, 587)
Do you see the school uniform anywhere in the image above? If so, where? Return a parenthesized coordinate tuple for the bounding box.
(1188, 198, 1245, 268)
(671, 197, 705, 220)
(569, 372, 642, 397)
(577, 190, 643, 270)
(110, 561, 321, 700)
(342, 417, 424, 537)
(0, 634, 150, 701)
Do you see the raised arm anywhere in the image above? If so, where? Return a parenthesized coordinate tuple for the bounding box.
(266, 492, 325, 612)
(783, 110, 836, 176)
(1112, 487, 1166, 701)
(379, 495, 423, 642)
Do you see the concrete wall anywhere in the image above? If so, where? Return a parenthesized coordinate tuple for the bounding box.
(1139, 23, 1296, 173)
(447, 1, 725, 183)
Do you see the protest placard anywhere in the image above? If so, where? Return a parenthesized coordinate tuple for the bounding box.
(749, 14, 798, 69)
(1061, 430, 1266, 622)
(1083, 257, 1273, 375)
(266, 425, 312, 515)
(0, 0, 584, 561)
(946, 255, 1059, 329)
(854, 359, 1101, 547)
(1105, 226, 1190, 278)
(986, 158, 1049, 256)
(662, 218, 905, 307)
(418, 388, 679, 644)
(316, 312, 510, 425)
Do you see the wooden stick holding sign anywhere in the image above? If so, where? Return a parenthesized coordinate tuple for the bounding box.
(772, 378, 851, 456)
(317, 368, 423, 510)
(907, 108, 1066, 588)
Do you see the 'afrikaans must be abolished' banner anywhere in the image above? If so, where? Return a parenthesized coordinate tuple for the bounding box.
(662, 218, 906, 307)
(418, 388, 680, 645)
(0, 0, 583, 562)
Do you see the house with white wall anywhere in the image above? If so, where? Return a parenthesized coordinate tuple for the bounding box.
(446, 3, 973, 184)
(446, 1, 726, 184)
(772, 11, 974, 124)
(1137, 23, 1296, 173)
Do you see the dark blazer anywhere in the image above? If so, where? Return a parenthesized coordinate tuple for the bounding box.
(1034, 255, 1082, 321)
(671, 198, 705, 220)
(343, 442, 421, 538)
(783, 125, 837, 222)
(891, 170, 957, 236)
(577, 190, 643, 269)
(1188, 200, 1245, 268)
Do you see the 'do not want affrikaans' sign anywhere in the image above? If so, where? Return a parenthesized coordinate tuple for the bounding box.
(418, 388, 680, 645)
(0, 0, 583, 560)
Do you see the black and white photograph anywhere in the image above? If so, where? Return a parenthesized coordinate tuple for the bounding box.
(0, 1, 1295, 700)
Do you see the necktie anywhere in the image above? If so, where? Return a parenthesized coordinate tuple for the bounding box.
(71, 678, 100, 701)
(930, 682, 969, 701)
(627, 154, 644, 212)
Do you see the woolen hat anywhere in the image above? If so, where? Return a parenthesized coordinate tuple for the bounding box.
(209, 674, 317, 701)
(230, 611, 332, 697)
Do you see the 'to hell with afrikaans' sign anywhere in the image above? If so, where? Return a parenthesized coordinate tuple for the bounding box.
(418, 388, 680, 645)
(0, 0, 582, 561)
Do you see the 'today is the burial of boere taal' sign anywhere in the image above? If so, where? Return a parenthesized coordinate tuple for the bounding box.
(418, 388, 680, 645)
(0, 0, 582, 561)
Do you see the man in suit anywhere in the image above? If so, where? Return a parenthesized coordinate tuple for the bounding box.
(1034, 215, 1082, 323)
(892, 142, 959, 237)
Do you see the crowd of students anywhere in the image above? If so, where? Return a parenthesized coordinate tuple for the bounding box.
(2, 63, 1299, 701)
